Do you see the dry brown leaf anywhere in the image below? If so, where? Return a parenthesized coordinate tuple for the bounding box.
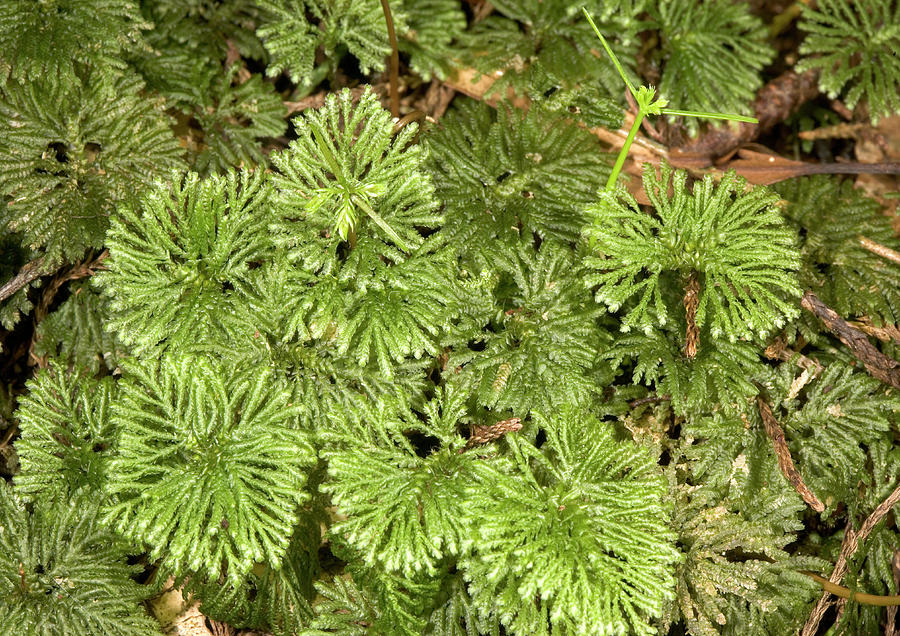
(854, 114, 900, 221)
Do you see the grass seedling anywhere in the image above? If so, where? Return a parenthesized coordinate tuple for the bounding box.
(582, 8, 760, 192)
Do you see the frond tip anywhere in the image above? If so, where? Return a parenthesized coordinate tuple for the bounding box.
(272, 86, 440, 254)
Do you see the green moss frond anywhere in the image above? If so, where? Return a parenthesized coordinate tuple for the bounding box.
(0, 0, 149, 87)
(427, 99, 612, 265)
(0, 71, 185, 262)
(103, 355, 315, 582)
(13, 366, 115, 501)
(97, 169, 273, 353)
(585, 162, 801, 343)
(0, 483, 161, 636)
(797, 0, 900, 123)
(653, 0, 774, 134)
(461, 407, 679, 635)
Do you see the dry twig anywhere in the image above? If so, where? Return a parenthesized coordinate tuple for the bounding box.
(0, 257, 49, 304)
(801, 291, 900, 391)
(379, 0, 400, 118)
(764, 336, 824, 398)
(859, 236, 900, 267)
(848, 318, 900, 346)
(682, 273, 700, 358)
(628, 394, 672, 409)
(461, 418, 522, 452)
(756, 394, 825, 512)
(887, 551, 900, 636)
(28, 251, 108, 368)
(802, 483, 900, 635)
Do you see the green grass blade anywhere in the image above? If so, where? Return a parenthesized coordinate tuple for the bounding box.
(582, 7, 637, 100)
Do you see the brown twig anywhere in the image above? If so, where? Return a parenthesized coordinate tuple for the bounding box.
(764, 336, 821, 371)
(848, 318, 900, 346)
(28, 250, 108, 368)
(802, 483, 900, 635)
(284, 91, 329, 115)
(224, 39, 251, 83)
(628, 394, 672, 409)
(469, 0, 495, 22)
(801, 291, 900, 391)
(460, 418, 522, 452)
(0, 423, 18, 451)
(392, 110, 427, 136)
(34, 251, 107, 322)
(859, 236, 900, 267)
(0, 257, 49, 304)
(380, 0, 400, 119)
(763, 336, 824, 398)
(285, 86, 372, 116)
(798, 122, 870, 141)
(721, 149, 900, 185)
(683, 273, 700, 359)
(777, 161, 900, 178)
(756, 394, 825, 512)
(422, 79, 456, 120)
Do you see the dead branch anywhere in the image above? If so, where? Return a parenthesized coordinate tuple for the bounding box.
(0, 257, 48, 304)
(802, 483, 900, 635)
(628, 394, 672, 409)
(682, 273, 700, 358)
(756, 394, 825, 512)
(848, 318, 900, 346)
(28, 251, 108, 368)
(764, 336, 824, 398)
(461, 418, 522, 452)
(859, 236, 900, 267)
(801, 291, 900, 391)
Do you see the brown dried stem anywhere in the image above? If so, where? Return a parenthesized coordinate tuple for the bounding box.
(802, 483, 900, 635)
(0, 257, 49, 304)
(859, 236, 900, 267)
(0, 423, 18, 451)
(461, 418, 522, 452)
(797, 122, 870, 141)
(764, 336, 823, 398)
(380, 0, 400, 119)
(848, 318, 900, 346)
(628, 394, 672, 409)
(888, 551, 900, 636)
(683, 273, 700, 359)
(756, 394, 825, 512)
(28, 250, 108, 368)
(764, 336, 821, 371)
(801, 291, 900, 391)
